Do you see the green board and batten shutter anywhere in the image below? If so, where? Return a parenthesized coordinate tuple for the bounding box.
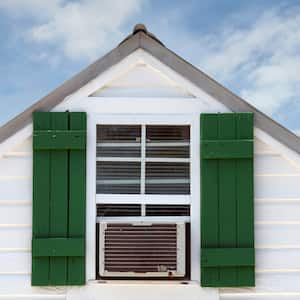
(32, 112, 86, 286)
(200, 113, 255, 287)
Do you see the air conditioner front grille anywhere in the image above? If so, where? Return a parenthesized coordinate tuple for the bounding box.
(99, 223, 185, 277)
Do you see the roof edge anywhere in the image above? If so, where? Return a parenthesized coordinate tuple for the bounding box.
(0, 27, 299, 155)
(0, 32, 142, 144)
(137, 32, 300, 154)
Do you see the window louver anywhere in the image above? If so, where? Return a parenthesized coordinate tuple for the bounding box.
(96, 125, 190, 195)
(146, 205, 190, 216)
(97, 204, 141, 217)
(96, 161, 140, 194)
(146, 125, 190, 158)
(99, 223, 185, 277)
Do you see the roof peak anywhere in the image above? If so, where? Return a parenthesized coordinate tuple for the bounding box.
(133, 23, 147, 34)
(119, 23, 164, 46)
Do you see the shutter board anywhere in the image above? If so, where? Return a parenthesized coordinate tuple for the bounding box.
(33, 130, 86, 149)
(200, 113, 254, 287)
(201, 248, 254, 267)
(32, 238, 85, 257)
(32, 112, 86, 286)
(32, 112, 51, 285)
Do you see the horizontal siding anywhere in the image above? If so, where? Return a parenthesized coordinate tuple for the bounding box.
(0, 226, 31, 249)
(256, 248, 300, 269)
(0, 157, 31, 178)
(221, 294, 300, 300)
(254, 140, 275, 154)
(0, 203, 31, 224)
(255, 154, 300, 175)
(222, 271, 300, 292)
(0, 250, 30, 274)
(255, 176, 300, 198)
(255, 223, 300, 247)
(0, 274, 66, 295)
(255, 200, 300, 222)
(0, 133, 299, 300)
(0, 178, 31, 201)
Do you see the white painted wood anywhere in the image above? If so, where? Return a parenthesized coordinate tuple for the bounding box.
(93, 86, 192, 97)
(255, 176, 300, 198)
(67, 281, 218, 300)
(0, 125, 32, 159)
(222, 271, 300, 292)
(256, 248, 300, 269)
(255, 200, 300, 222)
(0, 274, 66, 294)
(8, 138, 32, 153)
(0, 178, 31, 201)
(190, 114, 201, 282)
(220, 293, 300, 299)
(254, 139, 276, 154)
(57, 97, 228, 115)
(255, 128, 300, 167)
(0, 296, 65, 300)
(0, 203, 31, 225)
(255, 223, 300, 247)
(254, 154, 300, 175)
(0, 157, 31, 178)
(85, 114, 97, 281)
(0, 250, 30, 274)
(96, 194, 191, 204)
(98, 63, 180, 87)
(0, 226, 31, 249)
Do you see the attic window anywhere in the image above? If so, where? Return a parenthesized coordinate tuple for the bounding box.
(96, 125, 190, 195)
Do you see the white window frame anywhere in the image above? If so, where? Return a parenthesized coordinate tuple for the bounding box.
(86, 112, 200, 283)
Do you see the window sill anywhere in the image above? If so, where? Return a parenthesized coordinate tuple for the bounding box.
(88, 279, 198, 286)
(67, 280, 219, 300)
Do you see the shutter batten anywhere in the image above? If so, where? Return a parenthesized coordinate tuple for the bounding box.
(32, 112, 86, 286)
(200, 113, 255, 287)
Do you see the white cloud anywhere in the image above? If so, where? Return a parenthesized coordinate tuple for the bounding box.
(0, 0, 142, 60)
(196, 7, 300, 116)
(0, 0, 62, 20)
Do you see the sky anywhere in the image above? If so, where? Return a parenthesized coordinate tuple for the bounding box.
(0, 0, 299, 136)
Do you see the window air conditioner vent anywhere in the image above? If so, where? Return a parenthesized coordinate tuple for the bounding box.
(99, 223, 185, 278)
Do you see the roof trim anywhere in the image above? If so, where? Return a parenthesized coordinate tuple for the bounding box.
(0, 27, 299, 154)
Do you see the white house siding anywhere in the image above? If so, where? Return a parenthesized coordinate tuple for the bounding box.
(220, 139, 300, 299)
(0, 60, 299, 300)
(1, 134, 300, 300)
(0, 138, 67, 299)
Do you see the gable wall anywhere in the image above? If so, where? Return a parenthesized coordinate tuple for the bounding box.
(0, 51, 299, 300)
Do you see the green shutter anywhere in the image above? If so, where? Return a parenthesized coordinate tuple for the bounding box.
(200, 113, 254, 287)
(32, 112, 86, 286)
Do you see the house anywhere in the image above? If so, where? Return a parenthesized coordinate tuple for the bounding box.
(0, 23, 300, 300)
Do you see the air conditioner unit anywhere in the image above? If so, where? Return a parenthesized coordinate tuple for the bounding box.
(99, 222, 186, 278)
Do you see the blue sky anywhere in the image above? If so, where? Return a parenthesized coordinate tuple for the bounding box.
(0, 0, 299, 135)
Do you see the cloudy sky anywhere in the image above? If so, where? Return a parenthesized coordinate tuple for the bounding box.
(0, 0, 299, 135)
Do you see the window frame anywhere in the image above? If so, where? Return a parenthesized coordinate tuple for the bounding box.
(86, 113, 200, 282)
